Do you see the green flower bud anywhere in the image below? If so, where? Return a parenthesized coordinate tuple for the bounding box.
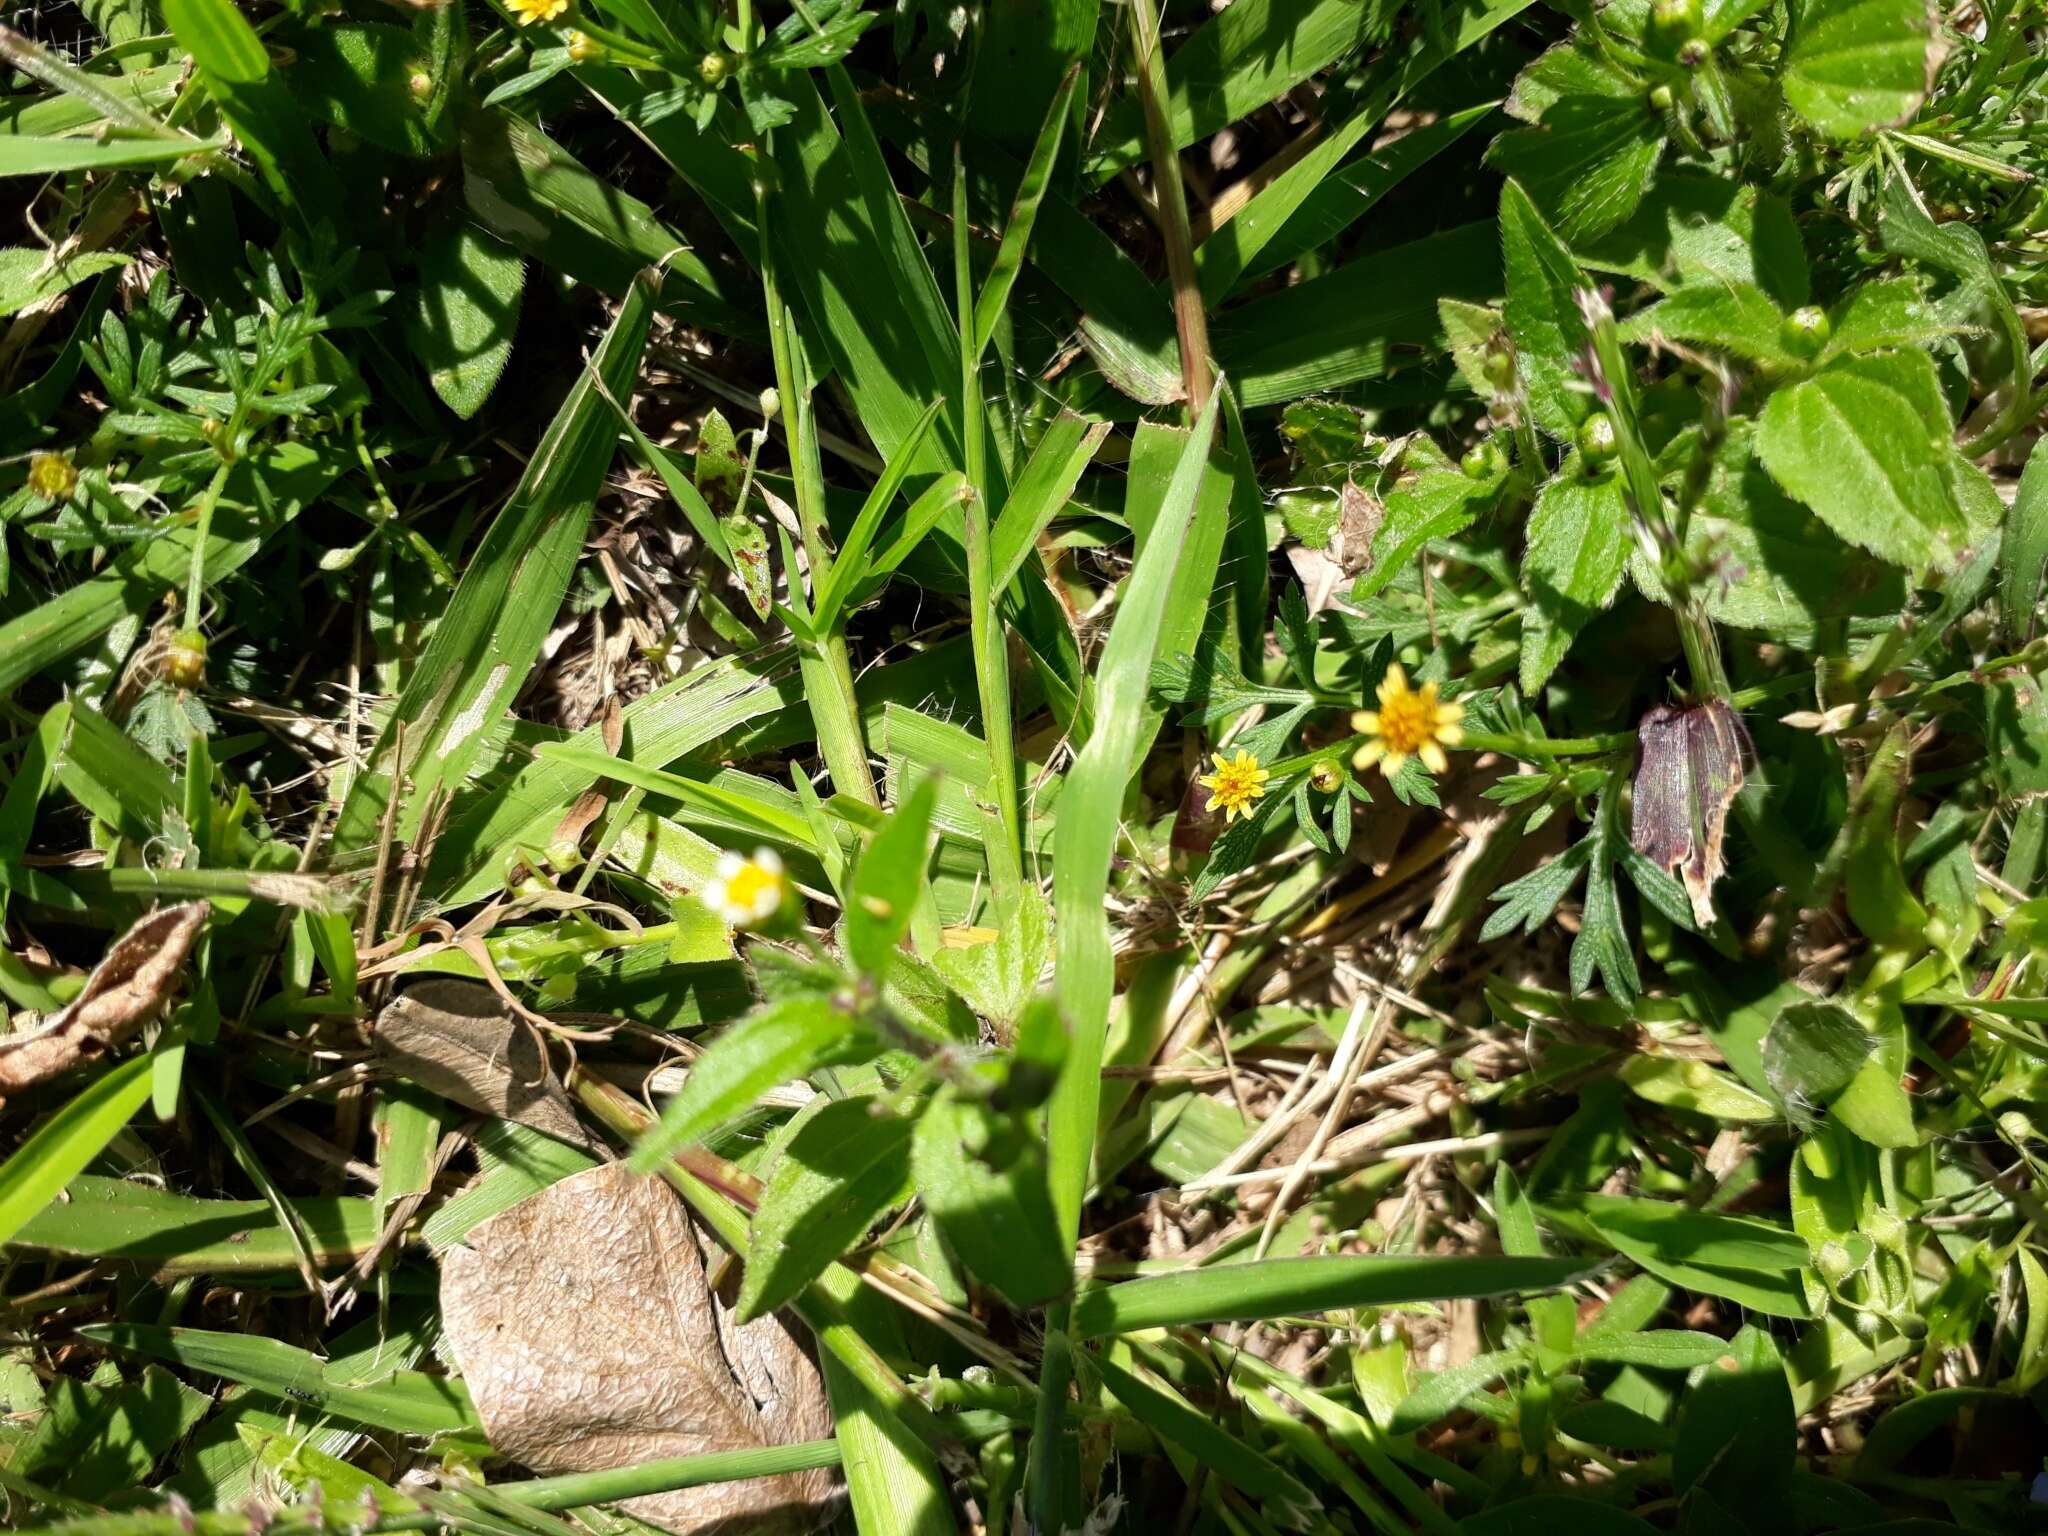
(1577, 411, 1619, 468)
(699, 50, 732, 85)
(1646, 0, 1703, 53)
(1309, 758, 1344, 794)
(1780, 305, 1831, 358)
(1461, 440, 1506, 480)
(165, 629, 207, 690)
(1648, 83, 1675, 112)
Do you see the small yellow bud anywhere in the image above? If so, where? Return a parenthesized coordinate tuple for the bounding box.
(27, 451, 77, 501)
(565, 29, 600, 63)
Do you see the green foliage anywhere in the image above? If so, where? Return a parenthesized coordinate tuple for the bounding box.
(4, 0, 2048, 1530)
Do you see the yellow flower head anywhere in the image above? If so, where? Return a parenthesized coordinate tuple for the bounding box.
(564, 28, 600, 61)
(27, 451, 77, 501)
(704, 848, 788, 927)
(1352, 664, 1464, 778)
(508, 0, 568, 25)
(1198, 749, 1270, 821)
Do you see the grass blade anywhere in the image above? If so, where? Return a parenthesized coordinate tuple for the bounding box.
(971, 62, 1082, 357)
(0, 1055, 154, 1248)
(1069, 1254, 1590, 1340)
(337, 273, 654, 850)
(1047, 387, 1221, 1248)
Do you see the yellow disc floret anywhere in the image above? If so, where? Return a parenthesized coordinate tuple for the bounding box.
(1198, 749, 1271, 821)
(1352, 664, 1464, 778)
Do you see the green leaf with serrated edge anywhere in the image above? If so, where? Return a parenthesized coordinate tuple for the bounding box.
(845, 777, 938, 978)
(1571, 817, 1639, 1004)
(1781, 0, 1935, 139)
(408, 221, 522, 420)
(1488, 93, 1667, 243)
(1618, 1056, 1776, 1121)
(1578, 175, 1809, 308)
(1483, 842, 1588, 940)
(1622, 282, 1795, 367)
(1501, 179, 1592, 437)
(911, 1094, 1070, 1310)
(1357, 464, 1500, 601)
(1754, 351, 1969, 572)
(1519, 462, 1631, 693)
(739, 1095, 913, 1322)
(1631, 422, 1905, 635)
(1389, 1349, 1529, 1434)
(1999, 440, 2048, 646)
(1823, 276, 1968, 358)
(629, 995, 870, 1168)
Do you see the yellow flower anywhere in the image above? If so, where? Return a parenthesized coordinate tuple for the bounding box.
(564, 28, 600, 61)
(704, 848, 788, 927)
(27, 451, 77, 501)
(508, 0, 568, 25)
(1198, 749, 1270, 821)
(1352, 663, 1464, 778)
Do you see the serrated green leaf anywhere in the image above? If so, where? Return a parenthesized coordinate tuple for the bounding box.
(1781, 0, 1934, 139)
(629, 996, 870, 1167)
(1488, 93, 1666, 243)
(739, 1095, 914, 1322)
(845, 777, 938, 978)
(1999, 439, 2048, 646)
(1519, 462, 1631, 693)
(912, 1094, 1069, 1310)
(1623, 281, 1794, 367)
(1754, 351, 1971, 571)
(408, 221, 523, 420)
(1501, 179, 1592, 437)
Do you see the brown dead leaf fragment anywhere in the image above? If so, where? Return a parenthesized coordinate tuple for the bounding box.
(440, 1162, 837, 1536)
(0, 902, 208, 1105)
(374, 979, 602, 1154)
(1631, 698, 1744, 928)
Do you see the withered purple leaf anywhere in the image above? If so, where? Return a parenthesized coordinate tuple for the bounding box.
(1630, 698, 1744, 928)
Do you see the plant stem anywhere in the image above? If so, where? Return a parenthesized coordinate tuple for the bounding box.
(1130, 0, 1213, 416)
(754, 162, 878, 806)
(954, 144, 1022, 891)
(181, 461, 233, 630)
(1584, 297, 1730, 702)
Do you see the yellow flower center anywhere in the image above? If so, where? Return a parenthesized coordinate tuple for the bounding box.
(1376, 684, 1443, 758)
(1199, 750, 1270, 820)
(724, 861, 782, 913)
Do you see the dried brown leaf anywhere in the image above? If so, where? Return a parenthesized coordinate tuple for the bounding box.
(440, 1162, 837, 1536)
(1631, 698, 1744, 927)
(374, 980, 602, 1154)
(0, 902, 209, 1102)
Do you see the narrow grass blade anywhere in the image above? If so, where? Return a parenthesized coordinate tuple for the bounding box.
(78, 1325, 483, 1436)
(972, 61, 1081, 357)
(0, 1054, 153, 1248)
(811, 398, 946, 631)
(337, 274, 654, 851)
(0, 134, 226, 174)
(1069, 1254, 1590, 1340)
(10, 1174, 378, 1274)
(1047, 388, 1221, 1247)
(989, 412, 1110, 594)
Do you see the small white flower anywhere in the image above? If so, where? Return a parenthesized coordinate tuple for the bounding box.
(703, 848, 788, 927)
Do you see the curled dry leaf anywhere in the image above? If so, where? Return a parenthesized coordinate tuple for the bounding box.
(373, 979, 601, 1154)
(440, 1161, 837, 1536)
(0, 902, 208, 1105)
(1631, 698, 1744, 928)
